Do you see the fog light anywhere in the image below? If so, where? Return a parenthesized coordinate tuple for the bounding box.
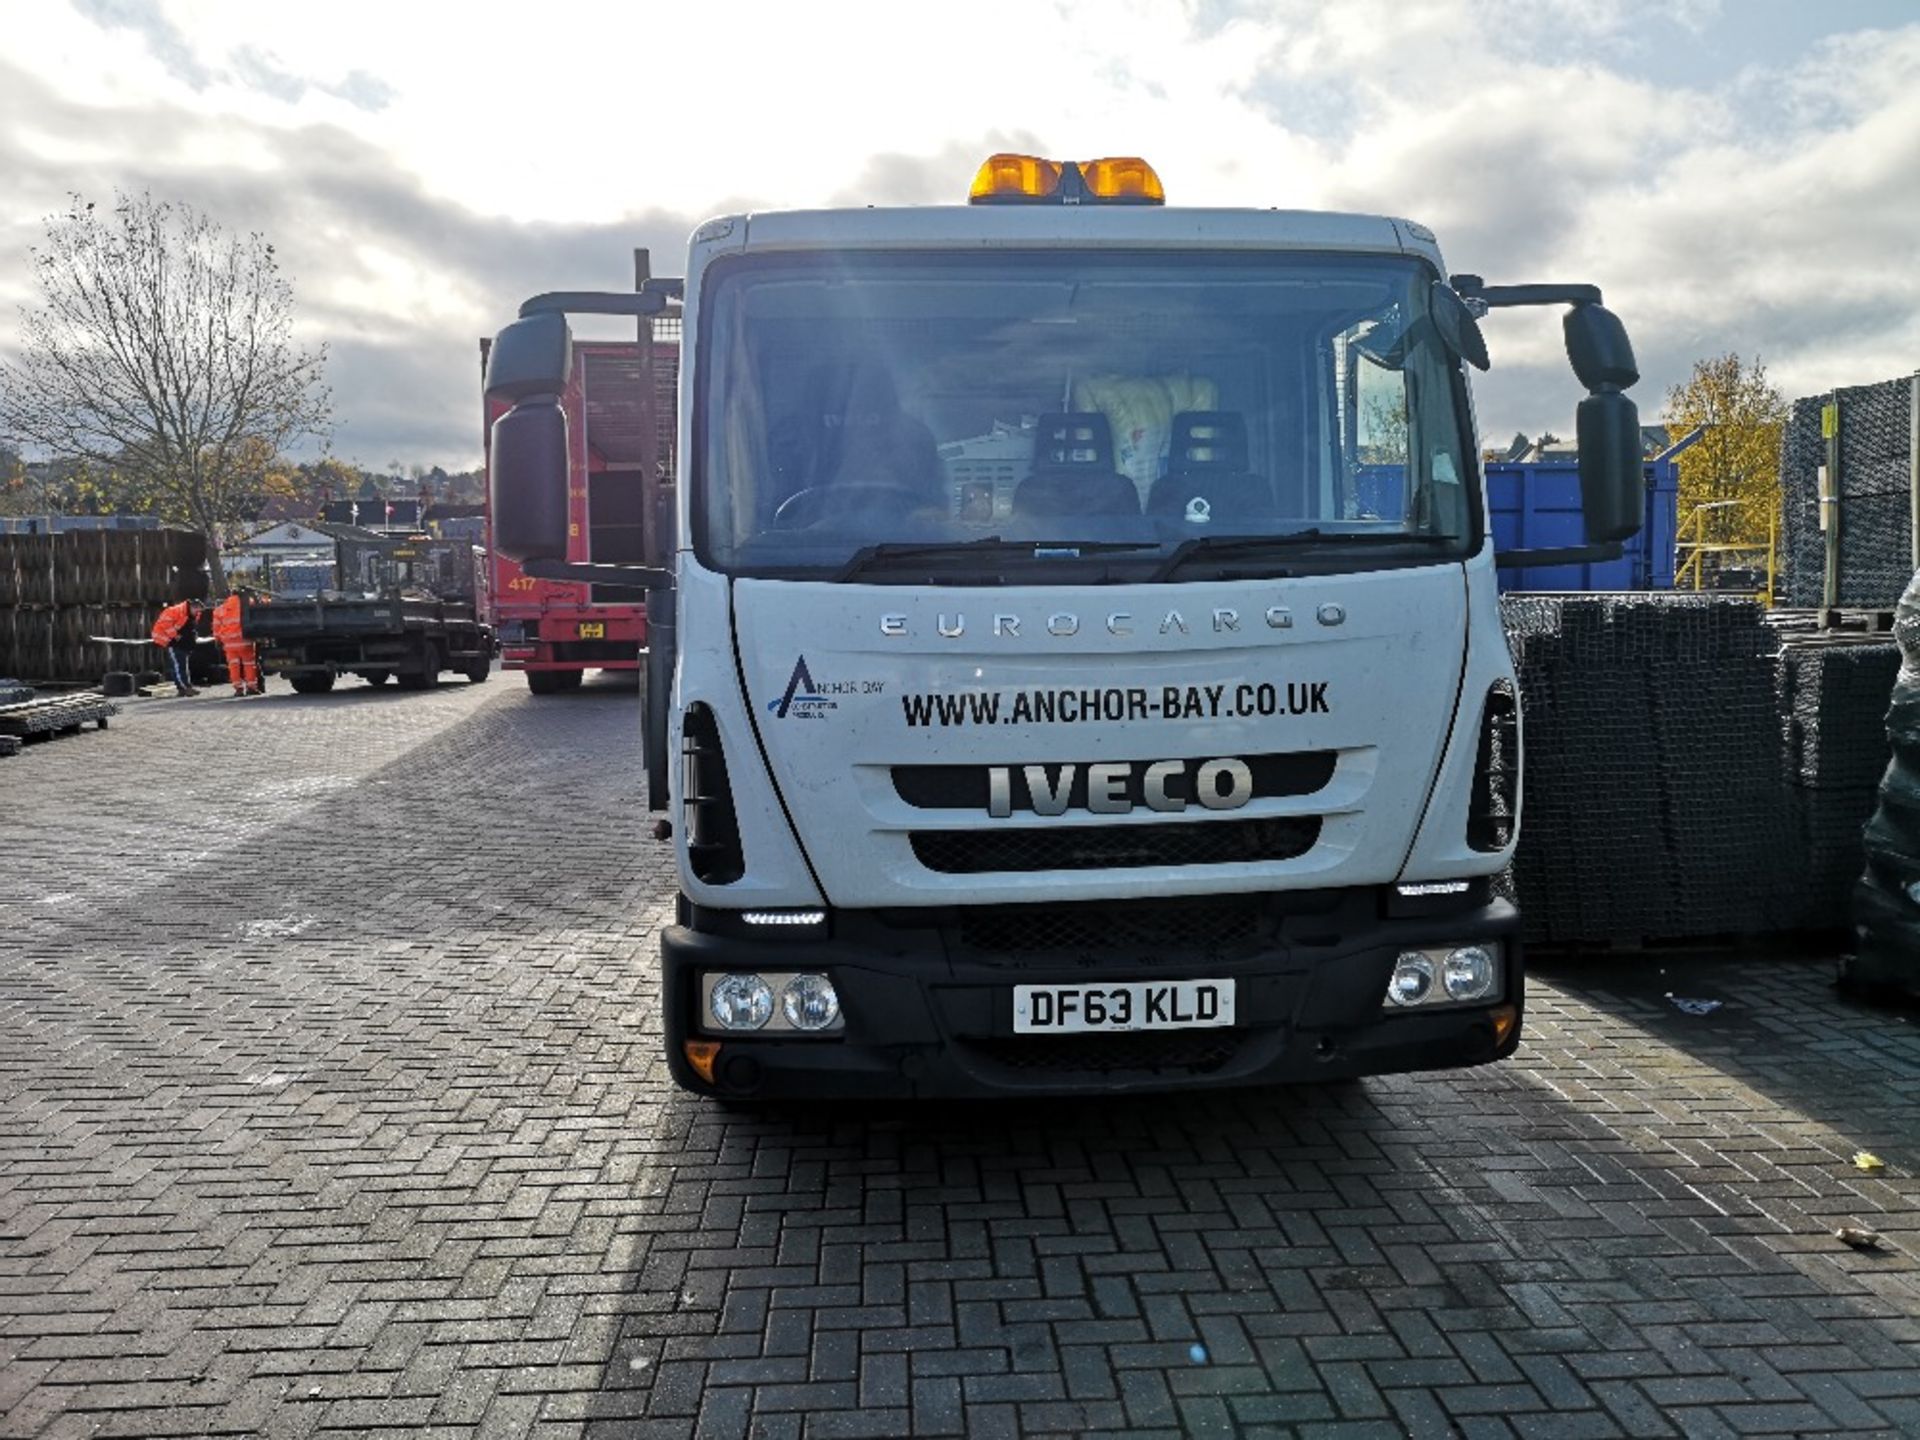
(1387, 951, 1435, 1007)
(782, 973, 840, 1031)
(710, 973, 773, 1030)
(1444, 945, 1495, 1001)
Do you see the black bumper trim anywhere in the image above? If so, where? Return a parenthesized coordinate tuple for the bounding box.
(661, 888, 1522, 1100)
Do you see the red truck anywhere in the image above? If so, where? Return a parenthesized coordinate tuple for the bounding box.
(481, 259, 679, 693)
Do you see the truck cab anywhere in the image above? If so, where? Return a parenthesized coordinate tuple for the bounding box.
(484, 155, 1645, 1100)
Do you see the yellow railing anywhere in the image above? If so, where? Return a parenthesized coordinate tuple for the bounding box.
(1674, 500, 1776, 606)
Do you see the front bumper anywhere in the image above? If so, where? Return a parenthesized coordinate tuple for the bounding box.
(661, 886, 1522, 1100)
(496, 614, 647, 670)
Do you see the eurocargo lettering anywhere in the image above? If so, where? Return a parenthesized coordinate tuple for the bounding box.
(482, 153, 1648, 1099)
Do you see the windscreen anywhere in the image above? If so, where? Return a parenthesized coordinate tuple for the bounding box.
(697, 251, 1476, 580)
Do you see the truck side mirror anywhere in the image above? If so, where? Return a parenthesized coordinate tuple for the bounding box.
(1564, 303, 1637, 392)
(1575, 392, 1643, 542)
(485, 313, 573, 563)
(1565, 304, 1643, 544)
(490, 402, 570, 561)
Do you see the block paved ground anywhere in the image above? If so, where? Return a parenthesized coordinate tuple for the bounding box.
(2, 672, 1918, 1439)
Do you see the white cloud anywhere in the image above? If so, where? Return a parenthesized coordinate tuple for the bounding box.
(0, 0, 1914, 465)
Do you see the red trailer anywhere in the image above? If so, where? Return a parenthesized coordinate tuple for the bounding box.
(481, 302, 678, 693)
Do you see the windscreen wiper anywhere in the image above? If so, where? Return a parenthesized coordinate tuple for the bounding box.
(1151, 529, 1456, 582)
(835, 536, 1158, 582)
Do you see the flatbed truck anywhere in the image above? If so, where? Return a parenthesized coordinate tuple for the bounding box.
(241, 591, 493, 693)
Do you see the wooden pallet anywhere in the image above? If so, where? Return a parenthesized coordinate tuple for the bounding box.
(1818, 607, 1896, 633)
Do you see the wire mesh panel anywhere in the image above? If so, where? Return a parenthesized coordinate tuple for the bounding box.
(1779, 375, 1916, 609)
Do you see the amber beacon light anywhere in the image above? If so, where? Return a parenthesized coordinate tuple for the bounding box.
(968, 154, 1165, 205)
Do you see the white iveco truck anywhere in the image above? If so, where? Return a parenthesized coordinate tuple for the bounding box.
(485, 154, 1645, 1100)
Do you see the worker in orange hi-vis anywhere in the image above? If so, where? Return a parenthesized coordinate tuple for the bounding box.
(211, 591, 243, 695)
(212, 588, 266, 696)
(150, 597, 203, 697)
(239, 588, 271, 693)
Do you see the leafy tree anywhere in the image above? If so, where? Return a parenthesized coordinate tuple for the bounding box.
(1665, 353, 1788, 549)
(1359, 390, 1409, 464)
(0, 443, 27, 513)
(293, 457, 363, 506)
(0, 453, 155, 517)
(441, 468, 485, 504)
(0, 192, 330, 588)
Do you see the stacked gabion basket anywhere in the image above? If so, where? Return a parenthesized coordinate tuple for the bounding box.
(0, 527, 209, 684)
(1502, 594, 1897, 947)
(1779, 374, 1916, 609)
(1777, 637, 1904, 926)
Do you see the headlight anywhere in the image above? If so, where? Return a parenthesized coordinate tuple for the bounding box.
(700, 970, 846, 1035)
(710, 973, 773, 1030)
(1381, 943, 1503, 1010)
(782, 973, 840, 1031)
(1387, 951, 1436, 1007)
(1443, 946, 1495, 1001)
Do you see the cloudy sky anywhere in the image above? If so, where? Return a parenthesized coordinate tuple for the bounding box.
(2, 0, 1916, 469)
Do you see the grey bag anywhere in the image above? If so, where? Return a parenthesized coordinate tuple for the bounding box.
(1844, 570, 1920, 997)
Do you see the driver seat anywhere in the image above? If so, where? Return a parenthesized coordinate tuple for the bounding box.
(831, 412, 942, 502)
(776, 362, 944, 526)
(1013, 413, 1140, 518)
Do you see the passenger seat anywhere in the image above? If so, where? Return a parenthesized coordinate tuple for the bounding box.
(1012, 413, 1140, 518)
(1147, 412, 1270, 523)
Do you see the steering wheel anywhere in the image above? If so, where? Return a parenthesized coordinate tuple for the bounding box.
(773, 483, 932, 530)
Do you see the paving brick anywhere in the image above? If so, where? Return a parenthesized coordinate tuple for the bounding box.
(2, 680, 1918, 1440)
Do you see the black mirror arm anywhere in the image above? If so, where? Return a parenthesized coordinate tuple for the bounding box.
(521, 558, 677, 589)
(518, 279, 684, 319)
(1449, 275, 1603, 310)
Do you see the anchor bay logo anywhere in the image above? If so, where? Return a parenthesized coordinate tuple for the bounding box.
(769, 655, 835, 720)
(768, 656, 883, 718)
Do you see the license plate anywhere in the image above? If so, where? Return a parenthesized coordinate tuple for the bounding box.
(1013, 980, 1234, 1034)
(577, 622, 606, 639)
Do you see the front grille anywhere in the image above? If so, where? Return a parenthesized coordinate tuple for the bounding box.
(958, 898, 1263, 954)
(893, 751, 1336, 810)
(966, 1031, 1243, 1075)
(910, 816, 1321, 873)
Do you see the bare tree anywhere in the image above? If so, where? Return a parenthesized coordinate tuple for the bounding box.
(0, 192, 330, 589)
